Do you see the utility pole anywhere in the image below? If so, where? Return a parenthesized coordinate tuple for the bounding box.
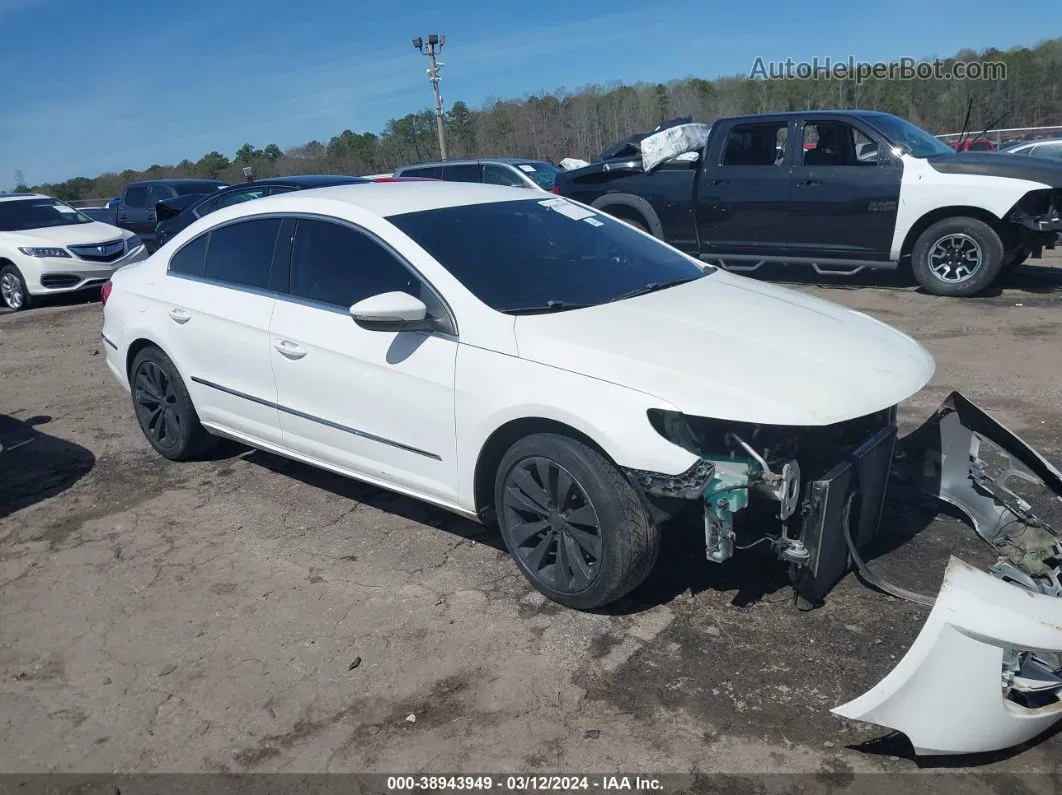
(412, 34, 447, 160)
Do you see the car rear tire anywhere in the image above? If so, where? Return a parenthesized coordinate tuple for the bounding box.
(0, 264, 31, 311)
(494, 433, 660, 610)
(911, 217, 1004, 296)
(130, 346, 216, 461)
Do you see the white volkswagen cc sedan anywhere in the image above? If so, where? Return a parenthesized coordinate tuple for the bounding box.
(0, 194, 146, 310)
(101, 181, 1062, 758)
(102, 180, 939, 606)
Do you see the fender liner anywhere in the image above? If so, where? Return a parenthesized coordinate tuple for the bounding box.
(590, 193, 665, 239)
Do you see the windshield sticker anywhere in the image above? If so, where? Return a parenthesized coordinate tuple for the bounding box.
(518, 164, 536, 172)
(538, 197, 595, 221)
(583, 217, 604, 227)
(56, 206, 78, 214)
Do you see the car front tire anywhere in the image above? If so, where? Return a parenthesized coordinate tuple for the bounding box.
(129, 346, 217, 461)
(494, 433, 660, 610)
(0, 264, 31, 311)
(911, 217, 1004, 297)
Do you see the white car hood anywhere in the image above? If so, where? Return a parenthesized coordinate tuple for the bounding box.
(5, 221, 128, 246)
(513, 270, 935, 426)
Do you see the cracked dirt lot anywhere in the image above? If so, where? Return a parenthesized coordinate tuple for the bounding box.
(2, 256, 1062, 785)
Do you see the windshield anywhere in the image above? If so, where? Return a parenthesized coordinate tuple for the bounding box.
(861, 113, 955, 158)
(389, 198, 708, 313)
(173, 181, 226, 196)
(0, 197, 93, 232)
(516, 162, 561, 190)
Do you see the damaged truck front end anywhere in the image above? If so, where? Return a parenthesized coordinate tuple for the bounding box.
(631, 392, 1062, 756)
(1007, 188, 1062, 257)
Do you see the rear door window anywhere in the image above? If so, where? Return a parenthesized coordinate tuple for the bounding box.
(721, 123, 788, 166)
(202, 218, 282, 291)
(169, 232, 208, 278)
(440, 164, 483, 183)
(399, 166, 441, 179)
(123, 186, 148, 209)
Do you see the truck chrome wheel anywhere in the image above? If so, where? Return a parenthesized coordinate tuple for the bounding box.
(928, 233, 983, 283)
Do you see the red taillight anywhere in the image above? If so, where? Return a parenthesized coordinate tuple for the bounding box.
(100, 281, 112, 306)
(552, 184, 561, 194)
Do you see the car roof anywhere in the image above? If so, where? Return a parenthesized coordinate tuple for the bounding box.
(0, 193, 49, 202)
(397, 157, 550, 170)
(721, 109, 897, 125)
(232, 181, 538, 218)
(226, 175, 369, 189)
(127, 178, 228, 187)
(1006, 138, 1062, 147)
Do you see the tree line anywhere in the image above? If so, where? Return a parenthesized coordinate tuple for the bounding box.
(12, 37, 1062, 200)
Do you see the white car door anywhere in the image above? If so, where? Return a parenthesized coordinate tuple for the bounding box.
(161, 216, 284, 446)
(268, 217, 460, 503)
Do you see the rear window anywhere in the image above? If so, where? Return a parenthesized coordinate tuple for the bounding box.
(399, 166, 441, 179)
(173, 181, 226, 196)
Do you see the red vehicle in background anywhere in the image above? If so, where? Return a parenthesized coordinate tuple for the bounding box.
(951, 138, 997, 152)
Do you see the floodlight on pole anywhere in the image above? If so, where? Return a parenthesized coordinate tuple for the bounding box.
(412, 33, 448, 160)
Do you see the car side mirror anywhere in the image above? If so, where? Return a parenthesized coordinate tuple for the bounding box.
(349, 291, 436, 332)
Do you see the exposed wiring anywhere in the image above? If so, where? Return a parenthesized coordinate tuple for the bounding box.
(844, 511, 936, 607)
(735, 536, 776, 551)
(703, 484, 753, 501)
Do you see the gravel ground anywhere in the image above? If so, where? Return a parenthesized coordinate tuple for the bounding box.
(2, 255, 1062, 788)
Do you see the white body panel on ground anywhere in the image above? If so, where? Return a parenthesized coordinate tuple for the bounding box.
(833, 557, 1062, 755)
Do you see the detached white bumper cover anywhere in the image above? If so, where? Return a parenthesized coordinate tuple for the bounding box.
(834, 556, 1062, 755)
(834, 392, 1062, 756)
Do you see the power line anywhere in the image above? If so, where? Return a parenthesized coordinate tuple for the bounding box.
(412, 34, 448, 160)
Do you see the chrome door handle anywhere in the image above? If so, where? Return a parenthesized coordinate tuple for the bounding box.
(274, 339, 307, 359)
(168, 308, 191, 324)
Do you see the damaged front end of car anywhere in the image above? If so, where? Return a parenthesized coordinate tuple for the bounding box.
(632, 391, 1062, 756)
(638, 402, 901, 606)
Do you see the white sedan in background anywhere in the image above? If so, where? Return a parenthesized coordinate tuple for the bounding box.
(100, 181, 1062, 757)
(0, 194, 146, 311)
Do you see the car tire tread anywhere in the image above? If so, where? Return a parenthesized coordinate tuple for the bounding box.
(495, 433, 659, 610)
(911, 217, 1004, 297)
(130, 346, 217, 461)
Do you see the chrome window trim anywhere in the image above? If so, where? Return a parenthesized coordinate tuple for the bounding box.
(167, 271, 278, 299)
(189, 376, 442, 461)
(164, 210, 460, 337)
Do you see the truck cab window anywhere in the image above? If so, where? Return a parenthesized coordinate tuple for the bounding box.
(721, 123, 788, 166)
(123, 187, 148, 209)
(803, 122, 876, 167)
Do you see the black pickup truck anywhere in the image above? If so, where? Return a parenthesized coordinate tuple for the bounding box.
(554, 110, 1062, 296)
(81, 179, 227, 252)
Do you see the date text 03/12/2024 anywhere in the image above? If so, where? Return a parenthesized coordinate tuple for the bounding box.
(385, 776, 664, 791)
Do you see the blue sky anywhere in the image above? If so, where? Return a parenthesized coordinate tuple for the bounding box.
(0, 0, 1056, 185)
